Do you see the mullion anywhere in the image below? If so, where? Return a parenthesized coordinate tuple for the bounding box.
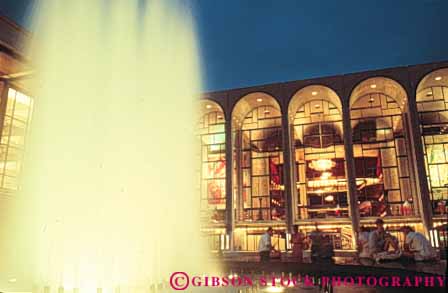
(353, 93, 410, 217)
(417, 86, 448, 209)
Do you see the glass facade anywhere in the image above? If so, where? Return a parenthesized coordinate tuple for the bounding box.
(0, 88, 33, 193)
(417, 69, 448, 216)
(199, 69, 448, 252)
(236, 105, 284, 222)
(198, 103, 226, 224)
(293, 99, 347, 220)
(231, 94, 286, 224)
(351, 91, 415, 217)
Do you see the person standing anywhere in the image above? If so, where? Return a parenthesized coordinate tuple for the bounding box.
(291, 224, 305, 262)
(259, 227, 274, 262)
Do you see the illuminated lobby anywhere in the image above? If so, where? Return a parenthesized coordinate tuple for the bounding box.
(198, 61, 448, 255)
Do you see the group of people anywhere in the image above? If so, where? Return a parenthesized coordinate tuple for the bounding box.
(358, 218, 438, 262)
(258, 219, 439, 263)
(259, 226, 305, 262)
(258, 224, 332, 263)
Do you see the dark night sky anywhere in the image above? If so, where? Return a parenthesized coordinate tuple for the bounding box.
(1, 0, 448, 92)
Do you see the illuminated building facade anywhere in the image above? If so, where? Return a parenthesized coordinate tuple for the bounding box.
(199, 61, 448, 254)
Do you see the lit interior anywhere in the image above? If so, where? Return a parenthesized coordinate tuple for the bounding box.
(198, 100, 226, 224)
(350, 77, 416, 218)
(0, 88, 33, 193)
(416, 68, 448, 215)
(232, 93, 284, 222)
(290, 86, 347, 220)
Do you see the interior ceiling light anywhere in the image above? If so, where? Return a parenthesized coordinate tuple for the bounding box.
(370, 84, 377, 89)
(435, 76, 442, 81)
(309, 159, 335, 171)
(256, 98, 263, 102)
(324, 195, 334, 202)
(311, 91, 318, 96)
(206, 104, 212, 109)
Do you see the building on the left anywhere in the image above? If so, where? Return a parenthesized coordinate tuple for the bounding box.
(0, 15, 34, 197)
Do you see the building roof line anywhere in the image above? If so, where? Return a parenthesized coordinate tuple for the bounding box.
(202, 59, 448, 97)
(0, 12, 31, 36)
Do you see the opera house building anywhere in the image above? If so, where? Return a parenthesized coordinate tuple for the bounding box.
(199, 61, 448, 255)
(0, 14, 447, 256)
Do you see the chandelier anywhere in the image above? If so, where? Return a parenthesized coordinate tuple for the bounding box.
(309, 159, 336, 171)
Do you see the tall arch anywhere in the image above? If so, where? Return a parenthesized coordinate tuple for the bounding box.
(349, 77, 416, 218)
(198, 100, 226, 227)
(231, 92, 285, 223)
(416, 68, 448, 216)
(288, 86, 348, 220)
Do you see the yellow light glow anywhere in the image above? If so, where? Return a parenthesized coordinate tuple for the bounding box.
(308, 159, 335, 171)
(7, 88, 16, 99)
(206, 104, 212, 109)
(320, 172, 331, 180)
(15, 92, 32, 106)
(301, 224, 352, 230)
(324, 195, 334, 202)
(306, 177, 381, 189)
(257, 98, 263, 102)
(263, 286, 285, 293)
(311, 91, 318, 96)
(370, 84, 377, 89)
(435, 76, 442, 81)
(3, 0, 216, 291)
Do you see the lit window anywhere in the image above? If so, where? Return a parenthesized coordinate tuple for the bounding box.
(417, 69, 448, 215)
(351, 79, 415, 217)
(198, 106, 226, 224)
(0, 88, 34, 193)
(293, 99, 348, 219)
(233, 100, 285, 222)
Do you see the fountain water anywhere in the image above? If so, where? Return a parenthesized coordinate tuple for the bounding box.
(1, 0, 210, 292)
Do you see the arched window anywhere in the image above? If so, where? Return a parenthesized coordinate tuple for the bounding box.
(350, 78, 416, 218)
(289, 86, 347, 220)
(416, 68, 448, 216)
(198, 100, 226, 224)
(232, 93, 284, 222)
